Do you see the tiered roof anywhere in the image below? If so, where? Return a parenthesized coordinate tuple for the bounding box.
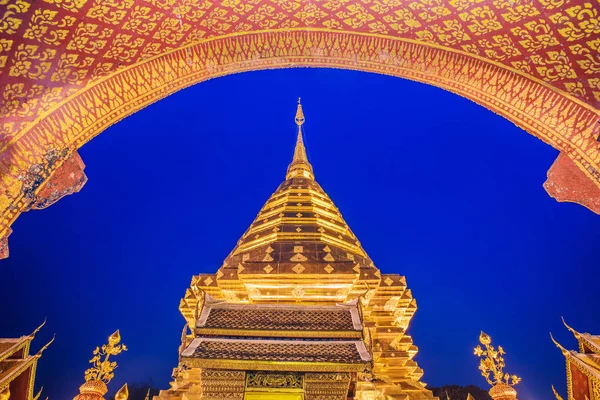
(196, 297, 362, 338)
(183, 337, 370, 371)
(181, 291, 370, 373)
(0, 322, 50, 400)
(552, 319, 600, 400)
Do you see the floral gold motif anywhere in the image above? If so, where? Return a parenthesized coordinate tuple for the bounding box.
(84, 330, 127, 384)
(474, 332, 521, 387)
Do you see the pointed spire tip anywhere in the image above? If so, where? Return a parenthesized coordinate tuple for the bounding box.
(287, 98, 313, 180)
(295, 97, 305, 126)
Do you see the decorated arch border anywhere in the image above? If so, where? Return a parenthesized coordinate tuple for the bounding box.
(2, 29, 600, 239)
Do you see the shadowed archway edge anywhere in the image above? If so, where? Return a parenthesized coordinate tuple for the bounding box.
(2, 29, 600, 239)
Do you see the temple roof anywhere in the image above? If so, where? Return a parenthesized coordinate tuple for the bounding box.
(195, 299, 362, 338)
(0, 322, 50, 398)
(181, 337, 371, 372)
(0, 338, 30, 363)
(562, 318, 600, 356)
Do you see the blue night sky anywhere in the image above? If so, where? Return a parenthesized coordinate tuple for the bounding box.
(2, 69, 599, 399)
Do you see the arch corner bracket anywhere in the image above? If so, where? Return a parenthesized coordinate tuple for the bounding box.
(0, 229, 11, 260)
(544, 153, 600, 215)
(24, 151, 88, 212)
(1, 151, 87, 261)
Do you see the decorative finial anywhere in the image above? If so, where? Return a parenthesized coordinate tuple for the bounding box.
(84, 330, 127, 384)
(286, 98, 313, 180)
(550, 332, 568, 356)
(36, 334, 55, 356)
(33, 387, 44, 400)
(474, 332, 521, 387)
(144, 388, 151, 400)
(29, 318, 47, 338)
(552, 385, 564, 400)
(561, 317, 580, 338)
(114, 384, 129, 400)
(295, 97, 305, 126)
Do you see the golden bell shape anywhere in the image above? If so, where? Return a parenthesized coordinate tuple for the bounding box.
(489, 383, 518, 400)
(114, 384, 128, 400)
(73, 380, 108, 400)
(0, 387, 10, 400)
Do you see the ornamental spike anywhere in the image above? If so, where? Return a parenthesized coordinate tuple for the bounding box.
(552, 385, 564, 400)
(115, 384, 129, 400)
(550, 332, 568, 356)
(29, 318, 47, 338)
(561, 316, 581, 339)
(36, 334, 55, 356)
(286, 98, 314, 180)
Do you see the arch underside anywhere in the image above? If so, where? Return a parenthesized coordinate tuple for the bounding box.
(1, 1, 600, 257)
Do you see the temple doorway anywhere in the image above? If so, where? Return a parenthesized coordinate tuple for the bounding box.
(244, 390, 304, 400)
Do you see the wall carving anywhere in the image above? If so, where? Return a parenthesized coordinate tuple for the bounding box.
(246, 372, 304, 390)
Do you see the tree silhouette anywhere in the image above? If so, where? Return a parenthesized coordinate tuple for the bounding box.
(125, 379, 160, 400)
(428, 385, 492, 400)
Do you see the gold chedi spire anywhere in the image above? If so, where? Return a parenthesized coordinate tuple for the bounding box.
(286, 98, 314, 180)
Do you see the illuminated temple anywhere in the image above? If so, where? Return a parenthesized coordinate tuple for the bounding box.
(0, 322, 50, 400)
(155, 102, 435, 400)
(551, 320, 600, 400)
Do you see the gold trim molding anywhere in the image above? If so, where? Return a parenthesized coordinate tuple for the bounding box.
(2, 29, 600, 238)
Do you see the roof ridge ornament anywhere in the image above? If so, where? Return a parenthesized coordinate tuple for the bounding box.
(550, 332, 569, 356)
(286, 98, 314, 180)
(29, 318, 47, 339)
(36, 334, 55, 357)
(552, 385, 564, 400)
(561, 316, 582, 338)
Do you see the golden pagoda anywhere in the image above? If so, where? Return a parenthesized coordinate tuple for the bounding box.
(157, 100, 436, 400)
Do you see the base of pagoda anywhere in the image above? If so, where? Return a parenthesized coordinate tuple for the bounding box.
(156, 369, 355, 400)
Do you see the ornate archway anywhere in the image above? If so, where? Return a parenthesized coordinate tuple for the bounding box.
(1, 0, 599, 258)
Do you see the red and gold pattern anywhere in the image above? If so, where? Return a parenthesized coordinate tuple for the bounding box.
(1, 0, 600, 256)
(570, 364, 591, 400)
(552, 321, 600, 400)
(0, 321, 51, 400)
